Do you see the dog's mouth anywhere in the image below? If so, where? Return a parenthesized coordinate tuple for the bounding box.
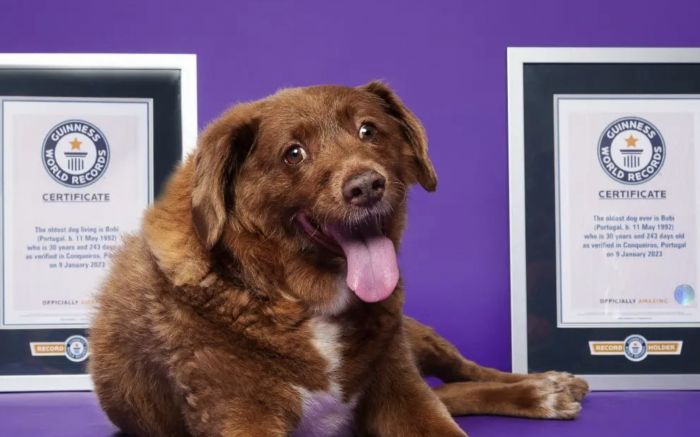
(295, 212, 399, 303)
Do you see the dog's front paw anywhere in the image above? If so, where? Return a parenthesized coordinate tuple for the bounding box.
(537, 371, 590, 402)
(519, 376, 583, 419)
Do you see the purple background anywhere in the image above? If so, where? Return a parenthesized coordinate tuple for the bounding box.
(2, 0, 700, 372)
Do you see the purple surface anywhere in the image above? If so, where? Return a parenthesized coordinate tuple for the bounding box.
(0, 391, 697, 436)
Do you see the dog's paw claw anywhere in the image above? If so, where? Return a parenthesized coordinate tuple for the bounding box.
(524, 375, 584, 419)
(538, 371, 590, 402)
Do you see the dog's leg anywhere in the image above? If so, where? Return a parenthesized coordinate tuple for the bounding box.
(434, 379, 583, 419)
(356, 338, 468, 437)
(403, 316, 588, 400)
(180, 399, 292, 437)
(404, 316, 526, 383)
(169, 352, 298, 437)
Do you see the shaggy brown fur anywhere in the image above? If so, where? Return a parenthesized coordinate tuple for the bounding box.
(90, 82, 588, 437)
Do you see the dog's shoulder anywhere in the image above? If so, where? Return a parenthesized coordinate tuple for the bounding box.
(98, 233, 160, 301)
(142, 157, 212, 287)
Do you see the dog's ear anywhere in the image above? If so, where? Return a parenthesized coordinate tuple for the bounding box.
(191, 101, 260, 249)
(358, 81, 437, 192)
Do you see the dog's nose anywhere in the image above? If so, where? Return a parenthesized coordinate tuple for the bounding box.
(342, 170, 386, 207)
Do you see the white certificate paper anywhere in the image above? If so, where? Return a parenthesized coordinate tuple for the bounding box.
(556, 96, 700, 327)
(1, 97, 152, 328)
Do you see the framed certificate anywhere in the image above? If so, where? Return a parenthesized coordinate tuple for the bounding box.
(0, 54, 197, 391)
(508, 48, 700, 390)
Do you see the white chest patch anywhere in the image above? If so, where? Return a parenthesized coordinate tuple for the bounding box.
(316, 275, 352, 317)
(292, 317, 357, 437)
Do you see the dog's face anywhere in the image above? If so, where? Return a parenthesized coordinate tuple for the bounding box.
(191, 82, 436, 303)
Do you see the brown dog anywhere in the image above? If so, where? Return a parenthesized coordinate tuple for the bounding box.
(90, 82, 588, 436)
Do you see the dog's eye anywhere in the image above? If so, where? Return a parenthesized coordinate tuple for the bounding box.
(284, 144, 307, 165)
(358, 122, 377, 141)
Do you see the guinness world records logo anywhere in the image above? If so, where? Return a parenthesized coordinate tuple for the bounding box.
(42, 120, 110, 188)
(597, 117, 665, 185)
(64, 335, 89, 362)
(624, 334, 648, 362)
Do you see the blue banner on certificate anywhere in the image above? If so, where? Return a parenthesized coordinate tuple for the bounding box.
(1, 97, 153, 329)
(555, 96, 700, 327)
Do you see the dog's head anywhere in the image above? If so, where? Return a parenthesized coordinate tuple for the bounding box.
(152, 82, 435, 305)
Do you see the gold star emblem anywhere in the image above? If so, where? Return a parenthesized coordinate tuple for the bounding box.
(625, 134, 638, 147)
(69, 137, 82, 150)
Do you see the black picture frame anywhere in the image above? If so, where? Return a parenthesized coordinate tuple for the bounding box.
(508, 48, 700, 390)
(0, 54, 196, 391)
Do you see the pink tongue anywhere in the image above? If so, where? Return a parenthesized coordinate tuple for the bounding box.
(327, 225, 399, 303)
